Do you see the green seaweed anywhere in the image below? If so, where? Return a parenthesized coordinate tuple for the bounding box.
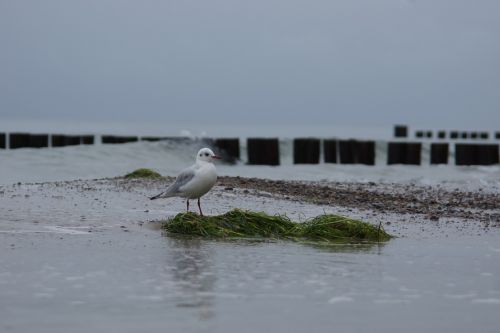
(301, 215, 392, 242)
(124, 168, 164, 179)
(162, 209, 392, 243)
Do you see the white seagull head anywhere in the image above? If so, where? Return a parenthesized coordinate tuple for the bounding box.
(196, 148, 221, 163)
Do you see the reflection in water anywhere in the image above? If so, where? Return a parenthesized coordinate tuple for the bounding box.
(164, 236, 216, 320)
(301, 241, 386, 254)
(161, 233, 388, 324)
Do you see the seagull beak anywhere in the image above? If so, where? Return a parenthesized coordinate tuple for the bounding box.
(212, 155, 222, 160)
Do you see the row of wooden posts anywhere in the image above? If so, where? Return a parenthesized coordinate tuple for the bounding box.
(1, 132, 499, 166)
(393, 125, 500, 140)
(0, 133, 188, 148)
(232, 138, 499, 166)
(0, 133, 95, 148)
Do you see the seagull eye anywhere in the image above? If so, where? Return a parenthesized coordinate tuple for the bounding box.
(205, 153, 209, 156)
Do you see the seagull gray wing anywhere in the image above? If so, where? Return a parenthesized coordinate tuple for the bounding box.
(167, 167, 196, 195)
(149, 167, 196, 200)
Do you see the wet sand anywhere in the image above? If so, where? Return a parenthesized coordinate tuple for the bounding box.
(1, 177, 500, 333)
(114, 175, 499, 229)
(217, 176, 500, 223)
(0, 176, 498, 238)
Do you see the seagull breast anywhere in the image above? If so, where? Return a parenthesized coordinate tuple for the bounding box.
(179, 162, 217, 199)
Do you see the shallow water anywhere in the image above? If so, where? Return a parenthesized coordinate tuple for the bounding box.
(2, 229, 500, 333)
(1, 180, 499, 332)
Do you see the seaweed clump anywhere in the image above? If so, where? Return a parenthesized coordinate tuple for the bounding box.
(164, 210, 297, 238)
(124, 168, 163, 179)
(301, 215, 392, 242)
(163, 209, 392, 243)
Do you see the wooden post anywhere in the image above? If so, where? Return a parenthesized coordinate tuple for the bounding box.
(247, 138, 280, 165)
(9, 133, 30, 149)
(28, 134, 49, 148)
(477, 145, 499, 165)
(357, 141, 376, 165)
(430, 143, 449, 164)
(455, 144, 474, 165)
(387, 142, 421, 165)
(438, 131, 446, 139)
(323, 139, 337, 163)
(455, 144, 499, 165)
(141, 137, 163, 142)
(214, 138, 240, 163)
(0, 133, 5, 149)
(101, 135, 116, 144)
(51, 135, 81, 147)
(102, 135, 138, 144)
(339, 140, 356, 163)
(293, 138, 320, 164)
(339, 140, 375, 165)
(394, 125, 407, 138)
(51, 135, 66, 147)
(81, 135, 94, 145)
(66, 136, 81, 146)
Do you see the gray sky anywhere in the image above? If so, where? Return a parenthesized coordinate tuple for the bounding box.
(0, 0, 499, 130)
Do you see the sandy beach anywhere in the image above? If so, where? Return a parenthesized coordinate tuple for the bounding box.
(2, 176, 498, 229)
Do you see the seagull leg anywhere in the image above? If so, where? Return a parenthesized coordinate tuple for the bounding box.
(186, 199, 190, 212)
(197, 198, 203, 216)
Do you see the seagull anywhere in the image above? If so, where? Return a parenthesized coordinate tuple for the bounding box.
(150, 147, 221, 216)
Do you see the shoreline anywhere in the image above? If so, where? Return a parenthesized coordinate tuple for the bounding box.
(217, 176, 500, 224)
(2, 176, 497, 229)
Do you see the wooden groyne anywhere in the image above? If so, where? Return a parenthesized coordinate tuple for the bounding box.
(394, 125, 408, 138)
(388, 142, 422, 165)
(102, 135, 138, 144)
(1, 125, 499, 166)
(214, 138, 240, 163)
(0, 132, 6, 149)
(247, 138, 280, 166)
(339, 140, 375, 165)
(430, 143, 449, 165)
(293, 138, 320, 164)
(9, 133, 49, 149)
(323, 139, 337, 163)
(58, 135, 94, 146)
(455, 144, 499, 166)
